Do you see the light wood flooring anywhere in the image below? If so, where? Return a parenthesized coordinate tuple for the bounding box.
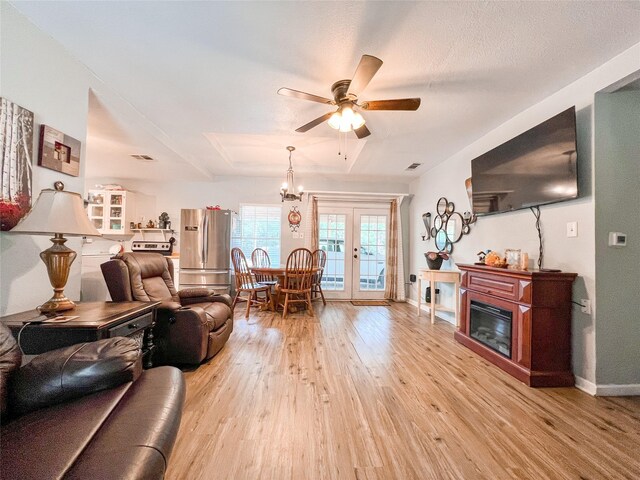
(166, 302, 640, 480)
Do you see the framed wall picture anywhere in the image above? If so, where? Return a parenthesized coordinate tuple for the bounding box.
(0, 97, 34, 231)
(38, 125, 81, 177)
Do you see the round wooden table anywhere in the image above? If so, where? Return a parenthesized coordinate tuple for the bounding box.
(250, 266, 320, 313)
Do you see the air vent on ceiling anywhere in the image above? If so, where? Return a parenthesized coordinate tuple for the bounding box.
(130, 154, 155, 161)
(405, 162, 422, 171)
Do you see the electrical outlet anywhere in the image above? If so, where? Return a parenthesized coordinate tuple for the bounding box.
(581, 299, 591, 314)
(292, 232, 299, 239)
(567, 221, 578, 237)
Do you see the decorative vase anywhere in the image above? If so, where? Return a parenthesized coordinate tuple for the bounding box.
(425, 253, 444, 270)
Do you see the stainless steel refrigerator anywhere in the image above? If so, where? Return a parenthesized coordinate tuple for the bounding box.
(179, 209, 232, 294)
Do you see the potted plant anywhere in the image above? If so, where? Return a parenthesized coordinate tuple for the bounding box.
(424, 251, 449, 270)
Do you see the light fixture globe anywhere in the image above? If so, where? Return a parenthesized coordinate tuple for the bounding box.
(328, 112, 341, 130)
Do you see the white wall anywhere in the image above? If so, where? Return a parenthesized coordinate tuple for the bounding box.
(0, 4, 103, 314)
(408, 43, 640, 386)
(85, 175, 410, 260)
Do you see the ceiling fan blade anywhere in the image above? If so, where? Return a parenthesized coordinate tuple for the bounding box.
(361, 98, 421, 111)
(347, 55, 383, 96)
(295, 112, 335, 132)
(278, 88, 334, 105)
(354, 124, 371, 139)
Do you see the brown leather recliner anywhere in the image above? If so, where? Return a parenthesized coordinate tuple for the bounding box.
(0, 323, 185, 479)
(101, 252, 233, 365)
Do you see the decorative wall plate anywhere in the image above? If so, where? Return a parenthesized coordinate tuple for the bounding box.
(288, 206, 302, 232)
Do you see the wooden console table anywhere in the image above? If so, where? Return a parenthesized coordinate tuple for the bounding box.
(455, 264, 576, 387)
(417, 269, 461, 326)
(0, 301, 159, 368)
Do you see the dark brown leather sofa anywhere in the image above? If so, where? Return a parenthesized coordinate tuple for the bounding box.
(101, 252, 233, 365)
(0, 323, 185, 479)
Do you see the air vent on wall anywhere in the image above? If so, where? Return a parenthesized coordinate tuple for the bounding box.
(405, 162, 422, 171)
(130, 154, 155, 161)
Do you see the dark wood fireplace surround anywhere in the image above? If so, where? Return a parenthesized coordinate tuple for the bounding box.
(455, 264, 577, 387)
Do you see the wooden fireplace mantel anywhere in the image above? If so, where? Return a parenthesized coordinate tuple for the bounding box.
(455, 263, 577, 387)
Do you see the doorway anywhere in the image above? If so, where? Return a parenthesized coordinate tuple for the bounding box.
(318, 206, 388, 300)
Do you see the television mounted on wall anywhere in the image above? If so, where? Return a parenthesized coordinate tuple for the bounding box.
(471, 106, 578, 215)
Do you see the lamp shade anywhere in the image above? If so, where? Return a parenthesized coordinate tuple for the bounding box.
(11, 188, 101, 237)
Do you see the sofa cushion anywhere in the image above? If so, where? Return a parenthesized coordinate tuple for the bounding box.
(0, 324, 22, 422)
(189, 302, 232, 330)
(10, 337, 142, 417)
(0, 382, 131, 479)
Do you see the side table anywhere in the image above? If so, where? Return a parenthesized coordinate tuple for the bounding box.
(417, 269, 461, 326)
(0, 301, 160, 368)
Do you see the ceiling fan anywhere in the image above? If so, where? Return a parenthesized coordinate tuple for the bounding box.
(278, 54, 421, 139)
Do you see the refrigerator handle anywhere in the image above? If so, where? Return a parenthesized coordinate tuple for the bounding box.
(203, 212, 209, 265)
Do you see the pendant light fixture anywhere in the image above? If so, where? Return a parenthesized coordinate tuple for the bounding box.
(280, 146, 304, 202)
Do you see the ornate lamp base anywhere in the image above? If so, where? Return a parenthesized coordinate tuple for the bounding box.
(38, 233, 77, 313)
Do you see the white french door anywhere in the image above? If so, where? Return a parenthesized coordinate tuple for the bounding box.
(318, 206, 388, 300)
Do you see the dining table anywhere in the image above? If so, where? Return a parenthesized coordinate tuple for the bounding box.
(250, 265, 320, 313)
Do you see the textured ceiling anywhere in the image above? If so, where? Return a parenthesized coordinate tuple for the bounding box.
(12, 1, 640, 183)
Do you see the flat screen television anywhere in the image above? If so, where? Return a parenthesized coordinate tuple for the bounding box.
(471, 106, 578, 215)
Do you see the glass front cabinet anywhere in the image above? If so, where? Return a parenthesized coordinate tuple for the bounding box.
(86, 189, 135, 235)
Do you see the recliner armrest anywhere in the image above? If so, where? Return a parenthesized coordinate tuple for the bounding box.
(179, 292, 233, 308)
(9, 337, 142, 417)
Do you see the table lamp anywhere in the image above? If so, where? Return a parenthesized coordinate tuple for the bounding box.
(11, 181, 101, 312)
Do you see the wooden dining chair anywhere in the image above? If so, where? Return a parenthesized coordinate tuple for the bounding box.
(251, 248, 277, 286)
(231, 247, 272, 318)
(311, 249, 327, 305)
(277, 248, 314, 319)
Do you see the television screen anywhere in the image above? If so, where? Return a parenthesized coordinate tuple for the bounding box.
(471, 107, 578, 215)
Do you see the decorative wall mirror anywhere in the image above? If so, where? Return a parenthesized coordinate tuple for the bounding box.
(430, 196, 476, 253)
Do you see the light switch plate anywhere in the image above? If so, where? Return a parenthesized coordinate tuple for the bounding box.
(566, 222, 578, 237)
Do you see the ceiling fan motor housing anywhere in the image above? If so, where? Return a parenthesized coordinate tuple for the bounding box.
(331, 80, 356, 104)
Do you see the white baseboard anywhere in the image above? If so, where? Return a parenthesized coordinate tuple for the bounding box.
(594, 383, 640, 396)
(557, 376, 640, 397)
(574, 376, 598, 395)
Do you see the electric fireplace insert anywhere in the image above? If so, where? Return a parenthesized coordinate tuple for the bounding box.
(469, 300, 512, 358)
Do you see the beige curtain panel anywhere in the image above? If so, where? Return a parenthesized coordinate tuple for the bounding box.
(304, 195, 319, 251)
(385, 197, 406, 301)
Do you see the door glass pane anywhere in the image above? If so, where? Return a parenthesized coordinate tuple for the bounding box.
(359, 215, 386, 291)
(319, 213, 346, 291)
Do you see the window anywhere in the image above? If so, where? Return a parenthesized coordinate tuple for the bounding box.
(231, 205, 281, 265)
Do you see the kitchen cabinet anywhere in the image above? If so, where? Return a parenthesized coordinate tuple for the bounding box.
(87, 190, 136, 235)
